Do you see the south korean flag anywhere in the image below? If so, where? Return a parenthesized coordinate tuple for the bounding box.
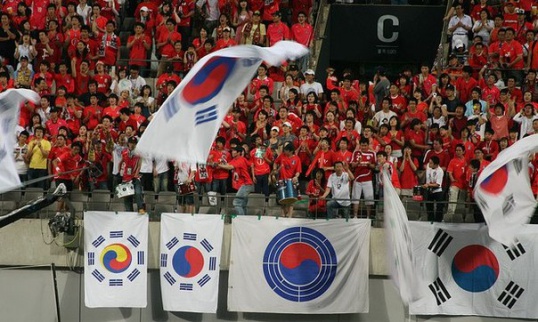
(410, 222, 538, 319)
(160, 213, 224, 313)
(84, 211, 148, 308)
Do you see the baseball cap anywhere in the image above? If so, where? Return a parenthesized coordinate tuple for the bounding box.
(455, 39, 464, 49)
(304, 69, 315, 75)
(128, 137, 138, 144)
(96, 60, 105, 65)
(271, 126, 280, 132)
(283, 121, 292, 128)
(233, 145, 244, 153)
(289, 64, 298, 71)
(253, 10, 261, 15)
(272, 11, 282, 16)
(223, 27, 231, 32)
(140, 6, 150, 11)
(446, 84, 455, 91)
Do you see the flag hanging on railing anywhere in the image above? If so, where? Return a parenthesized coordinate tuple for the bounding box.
(473, 134, 538, 247)
(136, 41, 308, 164)
(228, 217, 370, 314)
(84, 211, 148, 308)
(382, 169, 427, 304)
(160, 213, 224, 313)
(410, 222, 538, 319)
(0, 89, 40, 193)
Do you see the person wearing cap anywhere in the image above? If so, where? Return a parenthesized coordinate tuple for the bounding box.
(241, 10, 266, 46)
(13, 55, 33, 89)
(279, 120, 299, 149)
(443, 84, 462, 116)
(266, 125, 281, 154)
(448, 3, 472, 50)
(266, 10, 289, 47)
(217, 146, 254, 216)
(300, 69, 324, 101)
(120, 136, 146, 214)
(215, 26, 237, 50)
(273, 142, 302, 217)
(250, 134, 273, 207)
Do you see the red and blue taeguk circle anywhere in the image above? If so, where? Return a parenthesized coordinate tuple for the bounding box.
(182, 56, 237, 105)
(263, 227, 337, 302)
(451, 245, 500, 292)
(172, 246, 204, 278)
(100, 243, 132, 273)
(479, 165, 508, 195)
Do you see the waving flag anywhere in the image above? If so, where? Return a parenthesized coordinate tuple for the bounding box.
(0, 89, 40, 193)
(160, 213, 224, 313)
(382, 169, 427, 304)
(228, 217, 370, 314)
(474, 134, 538, 247)
(84, 211, 148, 308)
(410, 222, 538, 319)
(137, 41, 308, 164)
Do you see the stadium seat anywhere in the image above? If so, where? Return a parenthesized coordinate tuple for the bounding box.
(0, 190, 22, 203)
(21, 188, 44, 202)
(90, 190, 112, 203)
(157, 191, 177, 204)
(69, 190, 89, 203)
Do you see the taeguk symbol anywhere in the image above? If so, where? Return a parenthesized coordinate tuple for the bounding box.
(263, 227, 337, 302)
(451, 245, 500, 292)
(101, 243, 132, 273)
(480, 165, 508, 195)
(172, 246, 204, 278)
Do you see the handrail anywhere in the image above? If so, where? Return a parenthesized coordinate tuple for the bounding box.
(433, 0, 454, 75)
(309, 0, 329, 71)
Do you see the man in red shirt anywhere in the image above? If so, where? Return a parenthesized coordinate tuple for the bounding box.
(274, 142, 302, 217)
(218, 146, 254, 216)
(291, 11, 313, 71)
(250, 65, 274, 97)
(127, 22, 152, 68)
(120, 137, 146, 214)
(500, 27, 524, 83)
(156, 19, 182, 58)
(250, 134, 273, 204)
(45, 107, 68, 139)
(52, 141, 83, 213)
(209, 136, 230, 203)
(351, 137, 376, 218)
(455, 66, 478, 103)
(423, 138, 451, 171)
(446, 144, 467, 222)
(99, 20, 121, 67)
(266, 10, 289, 47)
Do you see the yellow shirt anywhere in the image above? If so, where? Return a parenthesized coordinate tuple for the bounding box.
(28, 139, 51, 169)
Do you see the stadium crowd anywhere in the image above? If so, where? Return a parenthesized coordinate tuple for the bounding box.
(8, 0, 538, 222)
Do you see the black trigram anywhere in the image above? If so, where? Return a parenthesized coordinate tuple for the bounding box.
(498, 281, 524, 309)
(503, 242, 526, 261)
(429, 278, 451, 305)
(502, 194, 515, 217)
(513, 159, 523, 174)
(428, 229, 453, 256)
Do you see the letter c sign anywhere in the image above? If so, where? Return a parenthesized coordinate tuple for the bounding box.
(377, 15, 399, 43)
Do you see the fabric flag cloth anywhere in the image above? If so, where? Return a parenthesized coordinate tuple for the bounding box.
(382, 168, 426, 305)
(0, 89, 40, 194)
(228, 217, 370, 314)
(84, 211, 148, 308)
(137, 41, 309, 164)
(410, 222, 538, 319)
(473, 134, 538, 247)
(160, 213, 224, 313)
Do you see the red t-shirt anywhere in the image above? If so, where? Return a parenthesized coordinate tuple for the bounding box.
(229, 156, 253, 190)
(210, 149, 230, 180)
(447, 156, 467, 189)
(250, 146, 274, 176)
(352, 150, 376, 182)
(275, 154, 302, 179)
(56, 151, 83, 180)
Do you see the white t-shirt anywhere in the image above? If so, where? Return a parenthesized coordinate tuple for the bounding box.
(373, 110, 397, 127)
(300, 81, 324, 97)
(425, 164, 444, 194)
(327, 172, 351, 206)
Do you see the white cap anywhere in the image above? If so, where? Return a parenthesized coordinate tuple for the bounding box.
(271, 126, 280, 132)
(140, 6, 150, 12)
(304, 69, 315, 75)
(283, 121, 292, 128)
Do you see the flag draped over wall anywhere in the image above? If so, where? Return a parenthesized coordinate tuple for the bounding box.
(410, 222, 538, 319)
(160, 213, 224, 313)
(0, 89, 40, 193)
(84, 211, 148, 308)
(382, 169, 426, 304)
(136, 41, 309, 164)
(474, 134, 538, 247)
(228, 217, 370, 314)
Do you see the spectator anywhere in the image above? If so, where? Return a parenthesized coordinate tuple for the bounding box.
(306, 168, 327, 218)
(320, 161, 354, 219)
(120, 137, 146, 214)
(448, 4, 472, 50)
(446, 144, 467, 222)
(217, 146, 254, 216)
(423, 155, 445, 222)
(266, 11, 289, 47)
(15, 131, 30, 183)
(25, 126, 51, 189)
(472, 9, 494, 45)
(273, 142, 301, 217)
(300, 69, 324, 100)
(351, 138, 376, 219)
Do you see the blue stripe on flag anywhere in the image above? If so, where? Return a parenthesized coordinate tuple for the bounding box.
(183, 233, 197, 241)
(109, 279, 123, 286)
(209, 256, 217, 271)
(160, 253, 167, 267)
(194, 106, 218, 126)
(200, 239, 213, 252)
(197, 274, 211, 287)
(127, 235, 140, 247)
(179, 283, 193, 291)
(166, 237, 179, 250)
(127, 269, 140, 282)
(92, 270, 105, 282)
(110, 230, 123, 238)
(88, 252, 95, 266)
(164, 272, 176, 285)
(92, 235, 105, 247)
(138, 251, 144, 265)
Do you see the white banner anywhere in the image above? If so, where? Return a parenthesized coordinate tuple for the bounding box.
(160, 213, 224, 313)
(474, 134, 538, 247)
(0, 89, 39, 193)
(410, 222, 538, 319)
(383, 169, 426, 304)
(84, 211, 148, 308)
(228, 217, 370, 314)
(137, 41, 308, 164)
